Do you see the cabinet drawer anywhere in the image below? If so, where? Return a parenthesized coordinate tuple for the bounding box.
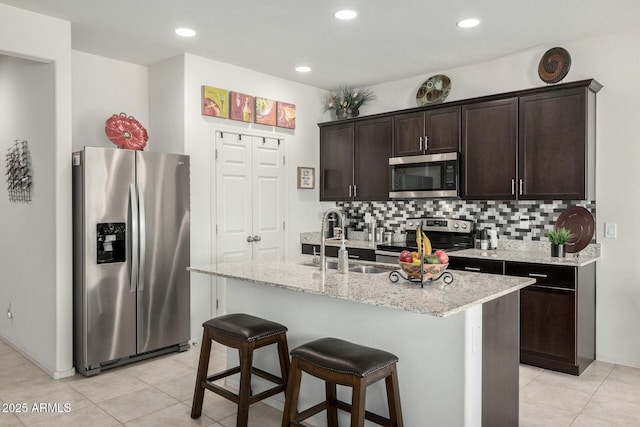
(301, 244, 375, 261)
(448, 257, 504, 274)
(505, 262, 576, 290)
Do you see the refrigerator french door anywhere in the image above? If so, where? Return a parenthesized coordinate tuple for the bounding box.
(73, 147, 190, 375)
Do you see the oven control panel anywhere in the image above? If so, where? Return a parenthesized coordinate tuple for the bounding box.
(405, 217, 473, 234)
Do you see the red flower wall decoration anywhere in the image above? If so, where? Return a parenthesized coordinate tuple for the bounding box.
(105, 113, 149, 150)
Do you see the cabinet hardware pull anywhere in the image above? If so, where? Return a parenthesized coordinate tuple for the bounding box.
(419, 136, 423, 150)
(424, 135, 428, 151)
(353, 184, 357, 198)
(348, 185, 352, 197)
(348, 254, 360, 259)
(528, 273, 548, 278)
(519, 179, 523, 195)
(246, 236, 254, 242)
(253, 235, 261, 242)
(464, 267, 482, 271)
(511, 179, 515, 195)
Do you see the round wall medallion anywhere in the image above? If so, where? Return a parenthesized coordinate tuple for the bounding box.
(538, 47, 571, 84)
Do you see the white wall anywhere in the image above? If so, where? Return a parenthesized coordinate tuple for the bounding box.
(72, 51, 148, 151)
(0, 55, 56, 369)
(368, 30, 640, 367)
(0, 3, 73, 377)
(150, 54, 331, 338)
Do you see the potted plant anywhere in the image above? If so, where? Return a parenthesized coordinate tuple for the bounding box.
(323, 86, 376, 120)
(546, 227, 574, 257)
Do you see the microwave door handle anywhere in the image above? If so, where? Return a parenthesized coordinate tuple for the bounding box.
(129, 184, 139, 293)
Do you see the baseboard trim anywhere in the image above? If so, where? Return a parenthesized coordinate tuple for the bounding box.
(0, 334, 75, 379)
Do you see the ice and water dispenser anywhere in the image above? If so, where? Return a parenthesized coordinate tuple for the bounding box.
(97, 222, 126, 264)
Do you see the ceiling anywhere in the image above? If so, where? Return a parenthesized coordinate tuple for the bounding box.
(2, 0, 639, 90)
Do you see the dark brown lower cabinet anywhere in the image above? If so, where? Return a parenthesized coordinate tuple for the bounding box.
(506, 261, 596, 375)
(300, 244, 376, 261)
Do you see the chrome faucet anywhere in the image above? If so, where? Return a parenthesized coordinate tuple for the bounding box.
(320, 208, 346, 272)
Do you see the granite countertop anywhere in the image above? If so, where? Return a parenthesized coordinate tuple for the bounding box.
(449, 248, 600, 267)
(300, 232, 600, 267)
(188, 255, 534, 317)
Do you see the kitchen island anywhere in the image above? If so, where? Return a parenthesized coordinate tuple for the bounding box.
(189, 255, 534, 426)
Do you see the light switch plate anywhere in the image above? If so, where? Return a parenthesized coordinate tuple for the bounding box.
(519, 216, 530, 229)
(605, 223, 617, 238)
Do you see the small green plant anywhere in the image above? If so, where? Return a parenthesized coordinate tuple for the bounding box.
(546, 227, 574, 245)
(323, 86, 376, 112)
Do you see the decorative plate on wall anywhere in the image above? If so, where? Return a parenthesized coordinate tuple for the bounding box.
(538, 47, 571, 84)
(555, 206, 595, 253)
(416, 74, 451, 106)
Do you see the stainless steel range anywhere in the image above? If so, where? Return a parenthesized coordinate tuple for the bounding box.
(375, 217, 474, 263)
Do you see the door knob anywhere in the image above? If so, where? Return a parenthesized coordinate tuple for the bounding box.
(253, 235, 262, 242)
(246, 236, 255, 242)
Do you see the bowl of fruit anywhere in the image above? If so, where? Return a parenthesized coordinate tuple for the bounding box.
(397, 228, 450, 282)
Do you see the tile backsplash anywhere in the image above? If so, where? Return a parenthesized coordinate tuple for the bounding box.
(337, 200, 596, 242)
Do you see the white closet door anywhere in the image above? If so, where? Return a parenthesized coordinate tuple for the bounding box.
(215, 132, 253, 263)
(251, 136, 284, 260)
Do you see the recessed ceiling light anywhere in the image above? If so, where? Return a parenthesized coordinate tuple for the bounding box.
(175, 28, 196, 37)
(295, 66, 311, 73)
(457, 18, 480, 28)
(334, 10, 357, 20)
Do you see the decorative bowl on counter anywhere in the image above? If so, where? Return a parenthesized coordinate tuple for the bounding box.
(399, 261, 448, 282)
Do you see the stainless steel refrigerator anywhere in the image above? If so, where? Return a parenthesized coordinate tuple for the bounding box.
(72, 146, 190, 376)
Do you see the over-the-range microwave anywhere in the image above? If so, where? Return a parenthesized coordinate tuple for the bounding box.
(389, 152, 460, 199)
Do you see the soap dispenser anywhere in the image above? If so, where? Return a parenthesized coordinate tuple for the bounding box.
(338, 240, 349, 273)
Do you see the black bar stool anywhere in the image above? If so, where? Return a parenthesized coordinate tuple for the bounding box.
(191, 313, 290, 426)
(282, 337, 403, 427)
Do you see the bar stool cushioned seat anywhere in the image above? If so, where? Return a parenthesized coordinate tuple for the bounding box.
(282, 337, 403, 427)
(204, 313, 288, 342)
(191, 313, 289, 427)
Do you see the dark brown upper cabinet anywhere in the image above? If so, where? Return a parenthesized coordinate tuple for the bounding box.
(318, 79, 601, 203)
(462, 98, 518, 200)
(319, 122, 354, 201)
(319, 117, 392, 201)
(518, 86, 597, 200)
(462, 81, 600, 200)
(393, 105, 460, 157)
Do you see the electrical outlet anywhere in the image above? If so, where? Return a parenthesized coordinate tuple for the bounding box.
(7, 303, 13, 319)
(605, 223, 617, 238)
(519, 216, 530, 229)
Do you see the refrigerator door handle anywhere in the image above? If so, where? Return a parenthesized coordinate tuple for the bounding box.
(137, 183, 146, 292)
(129, 184, 139, 293)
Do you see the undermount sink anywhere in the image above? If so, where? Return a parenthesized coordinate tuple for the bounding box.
(299, 260, 338, 269)
(348, 265, 396, 274)
(299, 260, 396, 274)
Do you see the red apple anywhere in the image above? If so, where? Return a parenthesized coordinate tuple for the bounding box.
(399, 250, 413, 263)
(434, 249, 449, 264)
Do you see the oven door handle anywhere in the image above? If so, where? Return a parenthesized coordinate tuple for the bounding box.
(375, 249, 405, 257)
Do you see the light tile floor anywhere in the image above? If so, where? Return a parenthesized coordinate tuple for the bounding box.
(2, 337, 640, 426)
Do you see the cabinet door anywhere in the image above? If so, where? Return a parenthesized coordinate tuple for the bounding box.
(354, 117, 392, 201)
(519, 87, 587, 199)
(519, 286, 576, 364)
(462, 98, 518, 200)
(320, 123, 354, 201)
(424, 105, 460, 153)
(393, 111, 424, 156)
